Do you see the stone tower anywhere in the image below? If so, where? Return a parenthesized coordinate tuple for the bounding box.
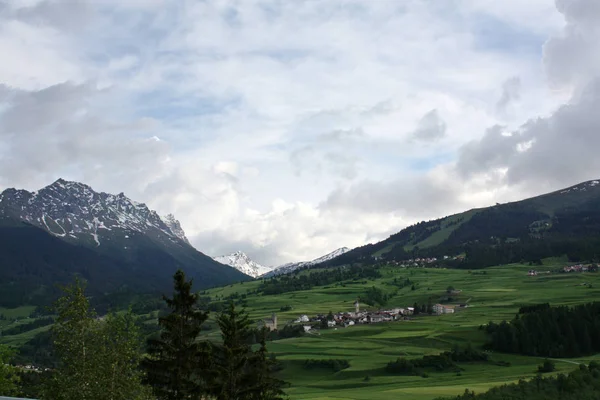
(354, 299, 360, 314)
(272, 313, 278, 330)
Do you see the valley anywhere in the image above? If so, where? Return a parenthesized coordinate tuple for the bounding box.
(2, 178, 600, 399)
(199, 260, 600, 399)
(4, 258, 600, 399)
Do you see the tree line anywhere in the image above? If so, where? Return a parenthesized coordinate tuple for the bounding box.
(0, 317, 54, 336)
(435, 362, 600, 400)
(258, 266, 381, 295)
(386, 345, 489, 377)
(485, 302, 600, 358)
(0, 270, 286, 400)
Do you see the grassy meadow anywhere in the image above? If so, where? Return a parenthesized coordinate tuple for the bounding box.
(2, 258, 600, 399)
(205, 259, 600, 399)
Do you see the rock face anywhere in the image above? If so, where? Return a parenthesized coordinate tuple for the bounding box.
(263, 247, 351, 278)
(0, 179, 190, 248)
(0, 179, 249, 307)
(214, 251, 272, 278)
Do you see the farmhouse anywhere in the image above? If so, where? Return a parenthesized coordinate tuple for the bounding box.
(368, 314, 384, 323)
(433, 304, 455, 315)
(295, 314, 309, 323)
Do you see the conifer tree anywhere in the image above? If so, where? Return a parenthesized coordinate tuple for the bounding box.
(248, 330, 287, 400)
(99, 311, 153, 400)
(0, 344, 19, 396)
(209, 302, 254, 400)
(44, 278, 102, 400)
(45, 278, 151, 400)
(142, 269, 209, 400)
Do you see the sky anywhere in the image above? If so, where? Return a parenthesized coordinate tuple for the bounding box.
(1, 0, 599, 267)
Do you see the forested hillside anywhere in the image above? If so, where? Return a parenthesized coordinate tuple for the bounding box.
(324, 179, 600, 269)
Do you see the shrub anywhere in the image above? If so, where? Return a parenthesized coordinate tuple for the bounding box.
(538, 359, 556, 373)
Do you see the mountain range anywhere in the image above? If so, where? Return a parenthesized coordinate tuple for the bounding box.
(3, 177, 600, 308)
(213, 247, 351, 278)
(323, 179, 600, 269)
(262, 247, 351, 277)
(0, 179, 248, 308)
(213, 251, 273, 278)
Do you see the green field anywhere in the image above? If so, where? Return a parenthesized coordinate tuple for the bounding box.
(204, 260, 600, 399)
(3, 260, 600, 399)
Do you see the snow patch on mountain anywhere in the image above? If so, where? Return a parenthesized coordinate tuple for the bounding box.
(262, 247, 351, 278)
(560, 179, 600, 194)
(214, 251, 272, 278)
(0, 178, 191, 248)
(161, 214, 190, 244)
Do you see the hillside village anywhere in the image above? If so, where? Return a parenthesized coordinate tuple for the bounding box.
(528, 263, 598, 276)
(260, 298, 466, 333)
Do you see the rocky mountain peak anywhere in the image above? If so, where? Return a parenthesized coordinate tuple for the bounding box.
(0, 179, 190, 248)
(262, 247, 351, 278)
(213, 251, 272, 278)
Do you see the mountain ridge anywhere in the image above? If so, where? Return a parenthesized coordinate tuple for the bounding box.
(213, 251, 272, 278)
(0, 179, 248, 307)
(262, 247, 351, 277)
(323, 179, 600, 269)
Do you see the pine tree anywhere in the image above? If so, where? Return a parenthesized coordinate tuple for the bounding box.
(247, 330, 287, 400)
(44, 278, 151, 400)
(209, 302, 254, 400)
(142, 269, 209, 400)
(99, 311, 154, 400)
(0, 344, 19, 396)
(44, 278, 102, 400)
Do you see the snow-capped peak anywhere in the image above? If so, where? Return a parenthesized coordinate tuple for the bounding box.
(213, 251, 272, 278)
(310, 247, 351, 264)
(161, 213, 190, 244)
(261, 247, 351, 278)
(0, 179, 191, 248)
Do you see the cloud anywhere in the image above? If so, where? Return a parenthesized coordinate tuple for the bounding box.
(0, 83, 170, 190)
(496, 76, 521, 115)
(411, 109, 447, 142)
(543, 0, 600, 91)
(1, 0, 596, 266)
(454, 0, 600, 193)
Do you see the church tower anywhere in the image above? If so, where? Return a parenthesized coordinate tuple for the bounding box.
(354, 299, 360, 314)
(272, 313, 278, 330)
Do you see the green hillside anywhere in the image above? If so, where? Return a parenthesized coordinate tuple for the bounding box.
(326, 179, 600, 269)
(3, 258, 600, 399)
(201, 260, 600, 399)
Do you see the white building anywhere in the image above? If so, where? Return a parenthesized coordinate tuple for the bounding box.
(433, 304, 455, 315)
(296, 314, 309, 323)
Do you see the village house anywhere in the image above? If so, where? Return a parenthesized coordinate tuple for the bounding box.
(295, 314, 309, 323)
(433, 304, 455, 315)
(563, 264, 589, 273)
(368, 314, 384, 323)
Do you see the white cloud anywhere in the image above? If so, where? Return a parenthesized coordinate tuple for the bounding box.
(1, 0, 596, 265)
